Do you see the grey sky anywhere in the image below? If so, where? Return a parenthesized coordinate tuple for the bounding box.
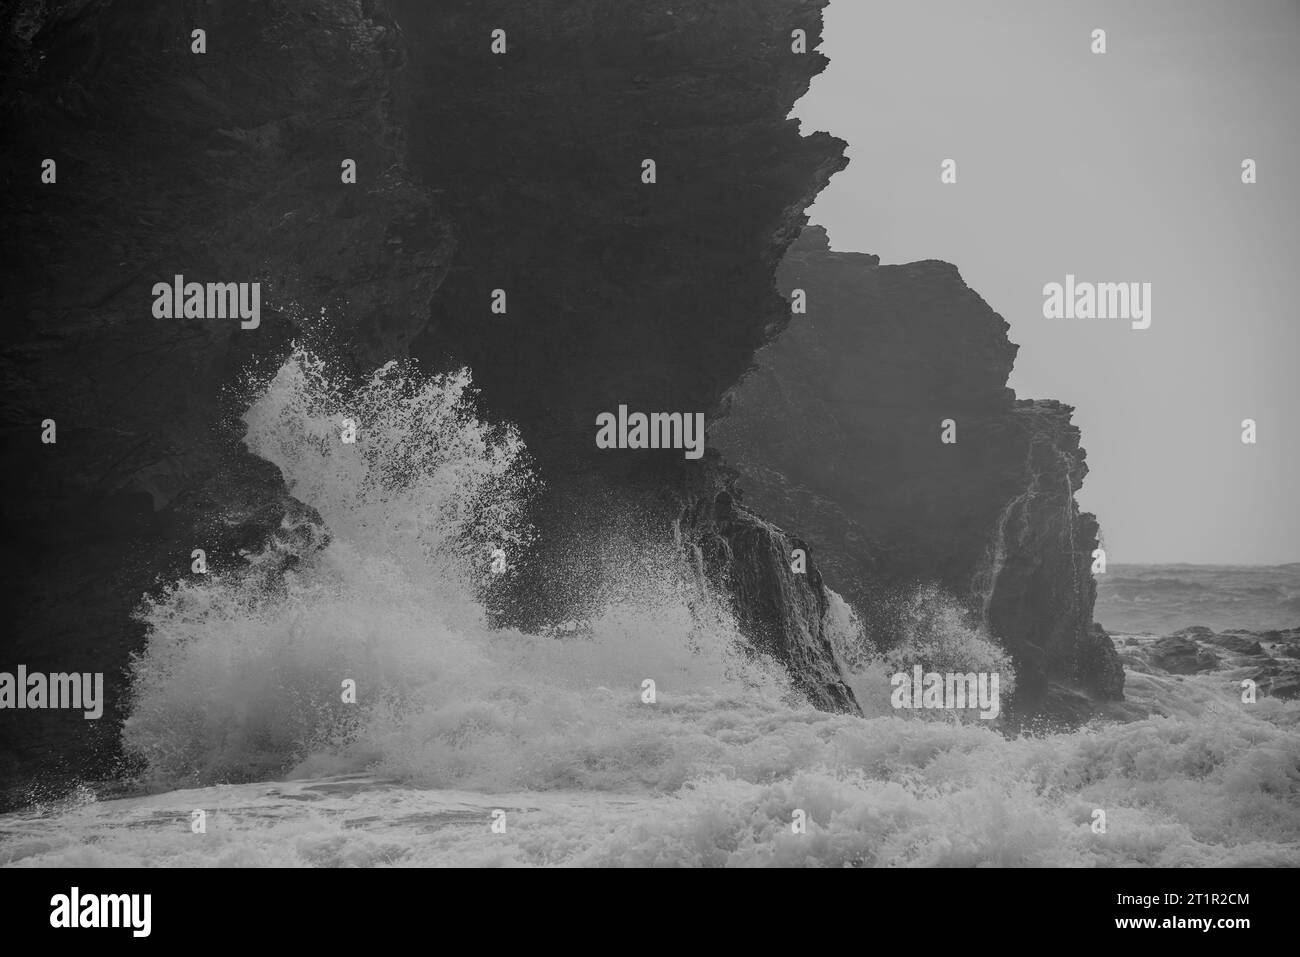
(794, 0, 1300, 564)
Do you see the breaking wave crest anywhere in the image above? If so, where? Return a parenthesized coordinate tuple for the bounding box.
(121, 347, 794, 793)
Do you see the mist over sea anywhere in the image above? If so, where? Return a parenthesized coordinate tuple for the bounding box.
(0, 351, 1295, 868)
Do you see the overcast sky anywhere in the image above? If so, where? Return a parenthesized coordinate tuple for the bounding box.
(794, 0, 1300, 564)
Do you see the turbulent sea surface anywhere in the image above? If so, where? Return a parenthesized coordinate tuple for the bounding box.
(1096, 564, 1300, 636)
(2, 352, 1297, 867)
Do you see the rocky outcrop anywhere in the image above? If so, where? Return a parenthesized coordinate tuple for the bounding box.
(390, 1, 849, 641)
(712, 226, 1123, 712)
(385, 1, 860, 711)
(678, 461, 858, 714)
(0, 0, 857, 806)
(1121, 627, 1300, 700)
(1203, 633, 1265, 656)
(1148, 636, 1221, 675)
(1246, 662, 1300, 700)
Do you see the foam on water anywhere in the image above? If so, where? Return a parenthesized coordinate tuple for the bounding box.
(5, 695, 1297, 866)
(3, 349, 1298, 867)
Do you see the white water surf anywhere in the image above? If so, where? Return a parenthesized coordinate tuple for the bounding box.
(3, 349, 1297, 867)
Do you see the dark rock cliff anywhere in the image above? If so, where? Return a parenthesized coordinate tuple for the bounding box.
(0, 0, 1120, 807)
(388, 1, 849, 644)
(712, 227, 1124, 714)
(0, 0, 857, 806)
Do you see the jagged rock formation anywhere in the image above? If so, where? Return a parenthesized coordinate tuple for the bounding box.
(677, 459, 858, 713)
(712, 226, 1124, 713)
(0, 0, 857, 806)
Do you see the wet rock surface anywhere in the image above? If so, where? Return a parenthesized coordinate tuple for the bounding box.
(1120, 626, 1300, 699)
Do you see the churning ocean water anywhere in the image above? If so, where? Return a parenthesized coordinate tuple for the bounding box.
(1096, 563, 1300, 636)
(2, 350, 1297, 867)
